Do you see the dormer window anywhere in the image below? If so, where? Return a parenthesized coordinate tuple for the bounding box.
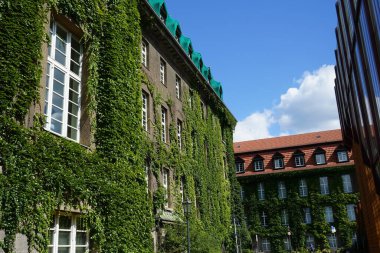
(336, 146, 349, 162)
(314, 147, 326, 165)
(273, 152, 284, 169)
(235, 158, 245, 173)
(159, 5, 167, 22)
(294, 150, 305, 167)
(253, 155, 264, 171)
(188, 46, 193, 58)
(175, 29, 181, 43)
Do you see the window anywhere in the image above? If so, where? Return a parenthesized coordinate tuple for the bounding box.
(337, 150, 349, 162)
(305, 234, 315, 248)
(160, 59, 166, 84)
(240, 187, 245, 200)
(278, 181, 287, 199)
(261, 238, 271, 252)
(281, 209, 289, 225)
(161, 107, 167, 143)
(177, 119, 182, 149)
(200, 101, 207, 119)
(142, 92, 148, 131)
(258, 183, 265, 200)
(347, 204, 356, 221)
(299, 179, 308, 197)
(260, 211, 268, 227)
(145, 162, 149, 192)
(303, 207, 312, 224)
(328, 234, 337, 249)
(235, 161, 244, 173)
(294, 151, 305, 167)
(48, 214, 88, 253)
(325, 206, 334, 223)
(320, 176, 330, 195)
(45, 19, 82, 142)
(253, 156, 264, 171)
(342, 174, 353, 193)
(273, 153, 284, 169)
(163, 169, 169, 208)
(175, 75, 181, 100)
(315, 152, 326, 165)
(284, 237, 291, 251)
(141, 40, 148, 67)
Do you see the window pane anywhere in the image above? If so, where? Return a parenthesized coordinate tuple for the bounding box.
(76, 232, 87, 245)
(69, 90, 79, 103)
(68, 114, 78, 127)
(59, 216, 71, 229)
(58, 231, 70, 245)
(50, 119, 62, 133)
(49, 230, 54, 244)
(51, 106, 63, 121)
(71, 50, 80, 64)
(71, 37, 80, 52)
(58, 247, 70, 253)
(67, 127, 77, 140)
(55, 50, 66, 66)
(69, 78, 79, 92)
(56, 26, 67, 41)
(54, 68, 65, 84)
(52, 93, 64, 109)
(53, 80, 64, 96)
(68, 102, 79, 115)
(70, 61, 80, 75)
(75, 247, 87, 253)
(56, 37, 66, 54)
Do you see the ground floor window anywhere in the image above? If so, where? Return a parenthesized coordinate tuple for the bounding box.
(48, 214, 89, 253)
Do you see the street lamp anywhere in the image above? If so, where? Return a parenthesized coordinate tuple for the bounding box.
(287, 226, 292, 252)
(182, 198, 191, 253)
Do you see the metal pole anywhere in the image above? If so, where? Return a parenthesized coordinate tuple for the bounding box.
(233, 217, 239, 253)
(187, 215, 190, 253)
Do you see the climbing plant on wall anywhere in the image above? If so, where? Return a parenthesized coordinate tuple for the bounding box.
(0, 0, 241, 252)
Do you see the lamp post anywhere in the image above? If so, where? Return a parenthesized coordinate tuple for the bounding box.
(287, 226, 292, 252)
(182, 198, 191, 253)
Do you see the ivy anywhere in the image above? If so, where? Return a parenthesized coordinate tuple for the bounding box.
(240, 166, 359, 252)
(0, 0, 240, 252)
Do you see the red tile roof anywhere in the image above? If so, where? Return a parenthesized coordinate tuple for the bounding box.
(234, 129, 343, 154)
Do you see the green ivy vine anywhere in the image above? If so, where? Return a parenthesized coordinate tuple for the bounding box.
(0, 0, 240, 252)
(240, 166, 359, 253)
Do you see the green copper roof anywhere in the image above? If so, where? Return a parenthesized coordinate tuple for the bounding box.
(147, 0, 223, 100)
(179, 35, 192, 55)
(191, 52, 202, 69)
(165, 15, 181, 37)
(148, 0, 166, 16)
(211, 79, 223, 99)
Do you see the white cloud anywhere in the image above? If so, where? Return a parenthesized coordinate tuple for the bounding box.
(233, 65, 340, 142)
(233, 110, 274, 142)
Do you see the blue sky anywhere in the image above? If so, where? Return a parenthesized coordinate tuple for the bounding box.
(164, 0, 340, 141)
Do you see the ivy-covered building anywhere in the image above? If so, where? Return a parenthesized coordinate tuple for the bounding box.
(234, 129, 359, 252)
(0, 0, 239, 252)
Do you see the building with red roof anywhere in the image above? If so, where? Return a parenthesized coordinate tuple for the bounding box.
(234, 129, 360, 252)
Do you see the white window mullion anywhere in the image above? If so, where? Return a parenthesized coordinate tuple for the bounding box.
(71, 216, 76, 253)
(53, 216, 59, 253)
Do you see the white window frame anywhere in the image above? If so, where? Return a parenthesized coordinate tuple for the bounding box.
(342, 174, 353, 193)
(161, 107, 167, 143)
(337, 150, 349, 162)
(235, 162, 244, 173)
(258, 183, 265, 200)
(278, 181, 287, 199)
(160, 59, 166, 84)
(261, 211, 268, 227)
(294, 154, 305, 167)
(325, 206, 334, 223)
(163, 169, 169, 208)
(315, 153, 326, 165)
(45, 19, 82, 142)
(305, 234, 315, 248)
(177, 119, 182, 149)
(328, 234, 337, 249)
(284, 237, 291, 251)
(274, 157, 284, 169)
(175, 75, 181, 100)
(141, 40, 148, 67)
(347, 204, 356, 221)
(281, 209, 289, 226)
(320, 176, 330, 195)
(254, 159, 264, 171)
(303, 207, 312, 224)
(299, 179, 308, 197)
(142, 92, 148, 131)
(261, 238, 271, 252)
(48, 214, 89, 253)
